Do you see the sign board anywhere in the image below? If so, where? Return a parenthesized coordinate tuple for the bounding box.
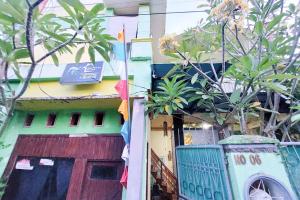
(60, 61, 104, 85)
(16, 159, 33, 170)
(39, 158, 54, 166)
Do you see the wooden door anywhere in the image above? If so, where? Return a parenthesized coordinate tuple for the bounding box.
(80, 161, 123, 200)
(2, 135, 124, 200)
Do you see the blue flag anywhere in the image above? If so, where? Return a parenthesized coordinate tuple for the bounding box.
(121, 121, 130, 144)
(113, 43, 126, 61)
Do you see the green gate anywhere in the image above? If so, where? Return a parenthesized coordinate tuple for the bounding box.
(176, 145, 232, 200)
(280, 142, 300, 198)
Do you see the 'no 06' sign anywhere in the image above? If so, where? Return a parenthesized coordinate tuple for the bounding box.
(234, 154, 262, 165)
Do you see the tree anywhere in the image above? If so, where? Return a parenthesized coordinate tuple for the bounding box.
(147, 0, 300, 140)
(0, 0, 115, 135)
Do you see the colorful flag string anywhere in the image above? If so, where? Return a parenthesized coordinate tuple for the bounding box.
(114, 28, 130, 188)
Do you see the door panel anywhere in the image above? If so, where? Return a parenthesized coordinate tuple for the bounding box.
(2, 157, 74, 200)
(80, 161, 124, 200)
(2, 135, 124, 200)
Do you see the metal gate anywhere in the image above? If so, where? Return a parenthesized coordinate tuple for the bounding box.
(176, 145, 232, 200)
(280, 142, 300, 198)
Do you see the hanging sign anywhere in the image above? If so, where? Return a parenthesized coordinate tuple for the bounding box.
(15, 159, 34, 170)
(39, 158, 54, 166)
(60, 61, 104, 85)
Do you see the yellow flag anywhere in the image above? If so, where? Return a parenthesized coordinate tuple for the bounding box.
(118, 100, 128, 121)
(117, 31, 124, 42)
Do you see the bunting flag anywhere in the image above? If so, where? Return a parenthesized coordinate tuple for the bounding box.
(115, 80, 128, 100)
(118, 100, 128, 121)
(115, 28, 130, 188)
(120, 166, 128, 188)
(121, 121, 129, 144)
(113, 43, 126, 61)
(39, 0, 48, 12)
(121, 144, 129, 166)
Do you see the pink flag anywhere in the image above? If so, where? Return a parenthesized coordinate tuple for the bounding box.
(115, 80, 128, 100)
(120, 166, 128, 188)
(39, 0, 48, 13)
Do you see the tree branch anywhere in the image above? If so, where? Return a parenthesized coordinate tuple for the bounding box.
(176, 50, 233, 105)
(220, 22, 226, 85)
(36, 31, 79, 64)
(273, 110, 300, 131)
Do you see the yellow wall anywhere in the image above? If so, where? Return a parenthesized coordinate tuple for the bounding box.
(21, 80, 133, 99)
(150, 130, 174, 172)
(34, 45, 92, 65)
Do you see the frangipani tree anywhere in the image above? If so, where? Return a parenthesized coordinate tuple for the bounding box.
(147, 0, 300, 140)
(0, 0, 115, 134)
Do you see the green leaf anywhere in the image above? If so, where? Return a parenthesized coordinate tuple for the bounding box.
(94, 46, 110, 62)
(267, 14, 284, 31)
(12, 49, 29, 60)
(254, 21, 263, 35)
(202, 94, 210, 100)
(163, 64, 180, 78)
(101, 34, 116, 41)
(164, 52, 180, 59)
(0, 1, 24, 24)
(51, 53, 59, 66)
(266, 74, 299, 81)
(200, 79, 207, 87)
(291, 114, 300, 122)
(65, 0, 86, 12)
(75, 47, 85, 63)
(0, 12, 17, 24)
(240, 55, 252, 69)
(0, 39, 13, 55)
(291, 105, 300, 110)
(43, 30, 67, 43)
(216, 116, 224, 125)
(88, 46, 95, 64)
(38, 13, 56, 22)
(82, 4, 104, 26)
(230, 89, 241, 104)
(191, 73, 198, 85)
(260, 82, 289, 95)
(258, 58, 279, 70)
(89, 3, 104, 15)
(58, 1, 76, 20)
(12, 62, 23, 81)
(164, 105, 172, 115)
(262, 38, 269, 49)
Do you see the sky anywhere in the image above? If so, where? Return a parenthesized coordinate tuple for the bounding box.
(165, 0, 298, 34)
(166, 0, 208, 34)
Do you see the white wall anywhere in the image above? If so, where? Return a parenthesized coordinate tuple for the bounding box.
(165, 0, 208, 34)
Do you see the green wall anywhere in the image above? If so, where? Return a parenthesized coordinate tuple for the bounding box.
(0, 108, 122, 174)
(226, 151, 296, 199)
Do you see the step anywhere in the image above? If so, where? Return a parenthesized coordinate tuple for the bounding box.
(151, 171, 158, 178)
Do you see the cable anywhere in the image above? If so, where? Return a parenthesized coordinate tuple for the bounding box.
(107, 10, 207, 17)
(43, 1, 207, 17)
(45, 0, 204, 10)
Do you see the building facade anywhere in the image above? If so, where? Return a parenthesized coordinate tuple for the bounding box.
(0, 2, 152, 200)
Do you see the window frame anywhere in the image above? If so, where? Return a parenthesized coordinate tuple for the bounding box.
(69, 112, 81, 127)
(94, 112, 104, 127)
(24, 113, 35, 128)
(88, 161, 122, 181)
(46, 113, 57, 128)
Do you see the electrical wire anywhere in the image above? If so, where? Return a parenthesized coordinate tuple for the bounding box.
(43, 0, 207, 17)
(45, 0, 205, 10)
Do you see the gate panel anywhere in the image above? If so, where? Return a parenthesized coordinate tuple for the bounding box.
(280, 143, 300, 198)
(176, 145, 232, 200)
